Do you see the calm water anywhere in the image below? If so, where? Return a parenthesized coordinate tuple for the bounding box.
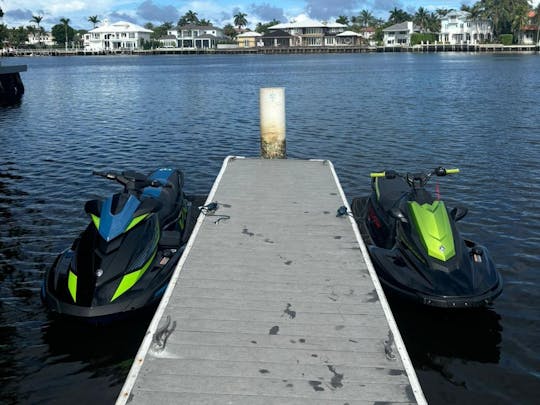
(1, 53, 539, 404)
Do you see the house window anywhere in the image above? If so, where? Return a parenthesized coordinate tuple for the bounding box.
(305, 37, 322, 46)
(305, 27, 322, 34)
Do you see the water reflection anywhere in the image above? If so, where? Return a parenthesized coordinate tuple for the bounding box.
(22, 316, 153, 403)
(390, 295, 502, 368)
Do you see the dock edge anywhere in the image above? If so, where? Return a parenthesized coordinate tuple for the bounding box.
(322, 158, 427, 404)
(116, 155, 244, 404)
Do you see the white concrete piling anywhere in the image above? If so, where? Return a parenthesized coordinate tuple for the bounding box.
(260, 87, 286, 159)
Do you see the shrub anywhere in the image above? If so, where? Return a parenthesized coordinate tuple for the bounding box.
(410, 33, 438, 46)
(500, 34, 513, 45)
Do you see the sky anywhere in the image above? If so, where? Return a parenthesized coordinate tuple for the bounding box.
(0, 0, 537, 30)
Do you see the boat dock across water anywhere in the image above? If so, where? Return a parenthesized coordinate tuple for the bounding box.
(117, 156, 426, 404)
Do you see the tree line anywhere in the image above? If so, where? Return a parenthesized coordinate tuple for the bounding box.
(1, 1, 539, 49)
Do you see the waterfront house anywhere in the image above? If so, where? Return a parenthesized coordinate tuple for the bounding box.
(83, 21, 152, 51)
(439, 10, 492, 44)
(336, 31, 363, 46)
(164, 24, 225, 49)
(261, 30, 294, 47)
(268, 19, 347, 47)
(26, 31, 56, 47)
(236, 31, 263, 48)
(383, 22, 421, 46)
(517, 10, 539, 44)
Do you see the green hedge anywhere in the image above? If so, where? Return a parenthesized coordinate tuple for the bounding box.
(410, 33, 438, 46)
(500, 34, 513, 45)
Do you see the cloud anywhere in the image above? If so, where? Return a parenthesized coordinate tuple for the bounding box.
(108, 11, 139, 24)
(249, 3, 286, 22)
(136, 0, 179, 23)
(5, 8, 34, 21)
(304, 0, 362, 19)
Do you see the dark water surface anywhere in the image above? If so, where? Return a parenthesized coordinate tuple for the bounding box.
(1, 53, 539, 404)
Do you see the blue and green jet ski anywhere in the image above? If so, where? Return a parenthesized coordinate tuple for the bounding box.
(42, 169, 196, 322)
(351, 167, 502, 308)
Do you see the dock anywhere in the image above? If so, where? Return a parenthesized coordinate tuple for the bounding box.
(6, 43, 538, 57)
(118, 156, 426, 404)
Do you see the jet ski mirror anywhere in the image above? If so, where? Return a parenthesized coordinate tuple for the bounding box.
(389, 208, 408, 223)
(450, 206, 468, 222)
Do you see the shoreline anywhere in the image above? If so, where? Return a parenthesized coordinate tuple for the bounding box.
(1, 43, 539, 57)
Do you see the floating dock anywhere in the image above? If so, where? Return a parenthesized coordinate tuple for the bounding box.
(118, 157, 426, 404)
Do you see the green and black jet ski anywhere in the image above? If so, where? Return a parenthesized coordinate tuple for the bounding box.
(42, 169, 197, 322)
(351, 167, 502, 308)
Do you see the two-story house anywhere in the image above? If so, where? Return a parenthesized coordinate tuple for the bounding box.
(383, 22, 421, 46)
(163, 24, 225, 49)
(83, 21, 153, 51)
(268, 19, 347, 47)
(439, 10, 493, 44)
(26, 31, 56, 47)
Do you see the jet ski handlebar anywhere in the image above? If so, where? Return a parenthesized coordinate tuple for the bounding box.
(92, 170, 172, 190)
(370, 167, 460, 187)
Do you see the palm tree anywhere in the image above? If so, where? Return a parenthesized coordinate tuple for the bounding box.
(359, 9, 375, 27)
(426, 12, 441, 33)
(233, 12, 248, 30)
(414, 7, 430, 31)
(389, 8, 410, 24)
(336, 15, 349, 25)
(479, 0, 530, 40)
(30, 15, 43, 46)
(178, 10, 199, 26)
(435, 8, 451, 18)
(60, 17, 70, 51)
(0, 7, 4, 19)
(511, 2, 530, 43)
(27, 25, 37, 43)
(88, 15, 100, 29)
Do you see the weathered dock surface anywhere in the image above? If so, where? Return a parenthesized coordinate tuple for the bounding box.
(118, 157, 425, 404)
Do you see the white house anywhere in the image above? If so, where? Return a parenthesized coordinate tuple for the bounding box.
(83, 21, 153, 51)
(439, 10, 493, 44)
(269, 19, 347, 46)
(163, 24, 224, 49)
(383, 22, 421, 46)
(26, 31, 56, 47)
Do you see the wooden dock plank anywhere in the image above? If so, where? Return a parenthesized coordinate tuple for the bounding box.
(139, 357, 411, 383)
(117, 157, 425, 404)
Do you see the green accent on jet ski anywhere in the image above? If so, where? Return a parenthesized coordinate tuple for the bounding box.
(110, 249, 157, 302)
(409, 200, 455, 262)
(68, 271, 77, 303)
(375, 177, 381, 201)
(125, 214, 149, 232)
(91, 213, 148, 234)
(91, 214, 100, 230)
(178, 205, 188, 230)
